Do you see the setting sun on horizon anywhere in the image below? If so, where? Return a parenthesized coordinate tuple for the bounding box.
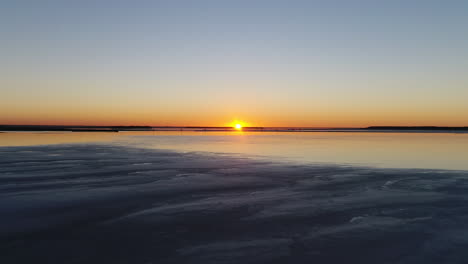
(228, 120, 249, 130)
(3, 1, 468, 263)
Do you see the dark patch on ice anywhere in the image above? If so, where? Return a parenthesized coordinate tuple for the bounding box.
(1, 144, 468, 263)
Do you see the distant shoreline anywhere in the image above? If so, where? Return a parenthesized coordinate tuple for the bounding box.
(1, 125, 468, 133)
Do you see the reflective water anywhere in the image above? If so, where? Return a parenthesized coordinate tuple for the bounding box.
(1, 131, 468, 170)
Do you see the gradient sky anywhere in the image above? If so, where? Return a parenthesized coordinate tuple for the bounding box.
(1, 0, 468, 127)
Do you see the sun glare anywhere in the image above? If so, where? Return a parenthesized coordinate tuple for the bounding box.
(228, 120, 248, 130)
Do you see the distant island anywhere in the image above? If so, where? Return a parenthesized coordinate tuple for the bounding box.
(1, 125, 468, 133)
(366, 126, 468, 131)
(0, 125, 153, 132)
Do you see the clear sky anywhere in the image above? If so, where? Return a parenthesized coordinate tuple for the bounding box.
(1, 0, 468, 127)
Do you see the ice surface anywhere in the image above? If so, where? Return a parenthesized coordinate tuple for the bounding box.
(2, 144, 468, 263)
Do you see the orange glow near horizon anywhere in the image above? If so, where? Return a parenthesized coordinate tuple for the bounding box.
(228, 120, 249, 129)
(1, 107, 468, 128)
(2, 114, 468, 128)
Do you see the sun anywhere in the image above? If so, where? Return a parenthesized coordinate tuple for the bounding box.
(228, 120, 249, 130)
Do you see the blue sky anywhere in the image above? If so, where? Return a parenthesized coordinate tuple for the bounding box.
(1, 0, 468, 126)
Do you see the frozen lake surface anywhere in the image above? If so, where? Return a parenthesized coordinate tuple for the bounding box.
(2, 132, 468, 263)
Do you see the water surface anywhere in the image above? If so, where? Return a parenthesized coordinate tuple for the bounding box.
(2, 131, 468, 170)
(2, 131, 468, 263)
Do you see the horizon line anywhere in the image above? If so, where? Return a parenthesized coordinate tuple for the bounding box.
(2, 124, 468, 130)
